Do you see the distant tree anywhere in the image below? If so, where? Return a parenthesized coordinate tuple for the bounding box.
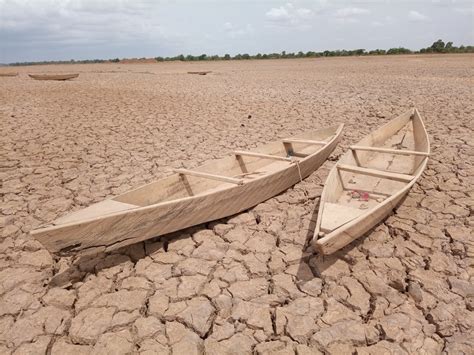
(430, 39, 446, 52)
(9, 39, 474, 67)
(387, 47, 412, 55)
(369, 49, 386, 55)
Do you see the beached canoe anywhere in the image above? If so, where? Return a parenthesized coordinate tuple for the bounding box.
(32, 124, 344, 256)
(313, 109, 430, 255)
(187, 71, 212, 75)
(0, 72, 18, 77)
(29, 73, 79, 81)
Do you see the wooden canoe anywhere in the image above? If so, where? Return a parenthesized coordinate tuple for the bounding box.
(187, 71, 212, 75)
(29, 73, 79, 81)
(313, 109, 430, 255)
(0, 72, 18, 77)
(31, 124, 344, 256)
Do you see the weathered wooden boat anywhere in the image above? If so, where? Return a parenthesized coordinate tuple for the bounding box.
(187, 71, 212, 75)
(29, 73, 79, 81)
(32, 124, 344, 256)
(313, 109, 429, 254)
(0, 72, 18, 77)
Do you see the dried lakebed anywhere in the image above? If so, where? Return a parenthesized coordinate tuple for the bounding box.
(0, 55, 473, 354)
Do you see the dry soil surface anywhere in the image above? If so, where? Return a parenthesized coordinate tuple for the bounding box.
(0, 55, 473, 354)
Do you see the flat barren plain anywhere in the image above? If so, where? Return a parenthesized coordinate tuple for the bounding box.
(0, 54, 472, 354)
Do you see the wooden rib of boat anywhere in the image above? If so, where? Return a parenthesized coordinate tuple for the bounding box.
(31, 124, 344, 256)
(0, 72, 18, 77)
(29, 73, 79, 81)
(313, 108, 430, 255)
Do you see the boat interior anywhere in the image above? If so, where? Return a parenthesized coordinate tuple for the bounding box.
(54, 125, 341, 225)
(319, 110, 429, 234)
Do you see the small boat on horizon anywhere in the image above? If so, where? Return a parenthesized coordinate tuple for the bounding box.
(0, 72, 19, 77)
(32, 124, 344, 256)
(187, 71, 212, 75)
(313, 108, 430, 254)
(29, 73, 79, 81)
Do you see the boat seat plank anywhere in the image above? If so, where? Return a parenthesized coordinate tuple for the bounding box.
(320, 202, 367, 233)
(350, 145, 429, 157)
(174, 168, 243, 185)
(55, 200, 139, 225)
(234, 151, 293, 162)
(282, 138, 327, 145)
(337, 164, 414, 182)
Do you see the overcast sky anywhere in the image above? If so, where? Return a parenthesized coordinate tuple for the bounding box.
(1, 0, 473, 63)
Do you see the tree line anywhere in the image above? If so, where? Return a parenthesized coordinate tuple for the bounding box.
(8, 40, 473, 66)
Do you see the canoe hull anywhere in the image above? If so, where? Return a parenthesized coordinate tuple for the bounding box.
(313, 109, 430, 255)
(32, 125, 343, 256)
(314, 156, 428, 254)
(29, 74, 79, 81)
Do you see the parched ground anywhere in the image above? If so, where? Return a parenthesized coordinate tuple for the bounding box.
(0, 55, 472, 354)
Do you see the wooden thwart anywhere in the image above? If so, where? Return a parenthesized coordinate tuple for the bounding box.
(337, 164, 414, 182)
(282, 138, 327, 145)
(173, 168, 243, 185)
(350, 145, 430, 157)
(234, 151, 293, 162)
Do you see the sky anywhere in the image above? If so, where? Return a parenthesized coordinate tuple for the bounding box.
(0, 0, 473, 63)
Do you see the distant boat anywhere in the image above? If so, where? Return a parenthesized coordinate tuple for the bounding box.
(313, 108, 430, 255)
(29, 73, 79, 81)
(0, 72, 18, 77)
(31, 124, 343, 256)
(187, 71, 212, 75)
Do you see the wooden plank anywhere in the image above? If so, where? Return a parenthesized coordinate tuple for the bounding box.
(337, 164, 414, 182)
(234, 151, 293, 162)
(282, 138, 327, 145)
(55, 200, 139, 225)
(173, 168, 243, 185)
(350, 145, 430, 157)
(320, 202, 366, 233)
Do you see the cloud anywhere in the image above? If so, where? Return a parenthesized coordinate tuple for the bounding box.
(333, 6, 370, 24)
(223, 22, 254, 39)
(265, 3, 314, 29)
(408, 10, 429, 21)
(335, 7, 370, 18)
(453, 7, 474, 14)
(370, 15, 394, 27)
(0, 0, 179, 61)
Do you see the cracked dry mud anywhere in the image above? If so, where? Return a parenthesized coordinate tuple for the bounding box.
(0, 55, 472, 354)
